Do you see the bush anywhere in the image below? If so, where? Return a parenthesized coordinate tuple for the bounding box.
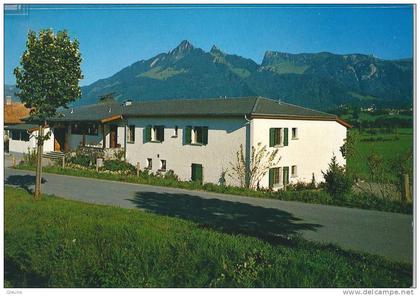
(68, 154, 91, 167)
(322, 156, 352, 200)
(103, 160, 136, 174)
(67, 148, 105, 168)
(23, 148, 37, 166)
(163, 170, 179, 181)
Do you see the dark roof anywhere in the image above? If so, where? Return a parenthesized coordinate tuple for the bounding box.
(48, 97, 350, 127)
(49, 104, 125, 122)
(5, 123, 38, 131)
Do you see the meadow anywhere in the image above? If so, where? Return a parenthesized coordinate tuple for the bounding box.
(347, 128, 413, 181)
(4, 186, 412, 288)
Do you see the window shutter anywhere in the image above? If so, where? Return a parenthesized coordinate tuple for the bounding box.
(185, 126, 192, 144)
(283, 167, 289, 185)
(144, 126, 151, 142)
(197, 164, 203, 184)
(159, 126, 165, 142)
(269, 168, 274, 188)
(269, 128, 275, 147)
(202, 126, 208, 145)
(283, 128, 289, 146)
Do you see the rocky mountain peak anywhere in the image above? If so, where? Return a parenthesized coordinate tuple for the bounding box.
(210, 45, 223, 55)
(170, 40, 194, 56)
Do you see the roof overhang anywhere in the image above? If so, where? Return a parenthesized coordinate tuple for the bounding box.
(250, 114, 352, 128)
(100, 115, 123, 123)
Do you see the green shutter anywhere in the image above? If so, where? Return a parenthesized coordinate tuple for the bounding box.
(269, 168, 274, 189)
(283, 167, 289, 186)
(197, 164, 203, 184)
(202, 126, 208, 145)
(283, 128, 289, 146)
(185, 126, 192, 144)
(269, 128, 275, 147)
(159, 126, 165, 142)
(144, 126, 151, 142)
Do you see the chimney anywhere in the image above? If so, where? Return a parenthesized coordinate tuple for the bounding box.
(6, 96, 12, 105)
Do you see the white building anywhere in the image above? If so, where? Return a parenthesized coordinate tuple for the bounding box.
(45, 97, 350, 189)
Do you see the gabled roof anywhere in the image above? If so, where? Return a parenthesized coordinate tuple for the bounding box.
(48, 97, 351, 128)
(4, 103, 31, 124)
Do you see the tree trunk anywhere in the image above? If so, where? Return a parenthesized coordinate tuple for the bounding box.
(34, 124, 44, 199)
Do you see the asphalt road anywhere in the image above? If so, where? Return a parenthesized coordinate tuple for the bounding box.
(4, 167, 413, 263)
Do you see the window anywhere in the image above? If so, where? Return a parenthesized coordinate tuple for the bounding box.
(269, 167, 282, 188)
(145, 125, 164, 142)
(146, 158, 152, 170)
(173, 126, 178, 137)
(291, 165, 297, 177)
(292, 128, 298, 139)
(21, 132, 30, 142)
(10, 130, 29, 142)
(71, 123, 98, 135)
(160, 160, 167, 171)
(11, 130, 20, 141)
(185, 126, 208, 145)
(269, 128, 289, 147)
(269, 166, 290, 188)
(127, 125, 135, 143)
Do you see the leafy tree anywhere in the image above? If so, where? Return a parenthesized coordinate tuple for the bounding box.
(14, 29, 83, 199)
(229, 142, 280, 189)
(322, 156, 352, 200)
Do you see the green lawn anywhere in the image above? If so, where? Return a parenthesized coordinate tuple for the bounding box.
(348, 128, 413, 180)
(5, 186, 412, 288)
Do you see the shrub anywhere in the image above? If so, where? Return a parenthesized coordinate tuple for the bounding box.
(103, 160, 136, 174)
(67, 154, 91, 167)
(322, 156, 352, 200)
(163, 170, 179, 181)
(23, 148, 37, 166)
(287, 181, 318, 191)
(67, 148, 105, 168)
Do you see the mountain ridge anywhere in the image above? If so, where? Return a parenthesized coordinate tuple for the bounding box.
(7, 40, 413, 110)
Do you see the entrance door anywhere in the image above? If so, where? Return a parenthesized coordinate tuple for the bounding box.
(109, 125, 118, 148)
(54, 128, 66, 152)
(191, 163, 203, 184)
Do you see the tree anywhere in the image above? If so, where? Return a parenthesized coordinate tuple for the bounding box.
(322, 156, 352, 200)
(229, 142, 280, 189)
(14, 29, 83, 199)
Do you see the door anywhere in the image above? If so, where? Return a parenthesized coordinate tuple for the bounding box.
(109, 125, 118, 148)
(54, 128, 66, 152)
(191, 163, 203, 184)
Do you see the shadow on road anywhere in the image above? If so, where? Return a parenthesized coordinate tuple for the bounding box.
(128, 191, 321, 245)
(5, 174, 46, 194)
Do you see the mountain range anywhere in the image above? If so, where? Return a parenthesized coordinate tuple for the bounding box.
(6, 40, 413, 110)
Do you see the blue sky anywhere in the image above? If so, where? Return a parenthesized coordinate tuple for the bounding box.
(5, 4, 413, 86)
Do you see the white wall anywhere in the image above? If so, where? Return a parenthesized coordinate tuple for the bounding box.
(8, 127, 54, 154)
(125, 117, 247, 186)
(251, 118, 347, 189)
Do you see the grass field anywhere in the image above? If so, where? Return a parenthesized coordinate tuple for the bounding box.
(4, 186, 412, 288)
(347, 128, 413, 180)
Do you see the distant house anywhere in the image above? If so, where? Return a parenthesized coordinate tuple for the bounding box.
(43, 97, 350, 189)
(4, 96, 54, 154)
